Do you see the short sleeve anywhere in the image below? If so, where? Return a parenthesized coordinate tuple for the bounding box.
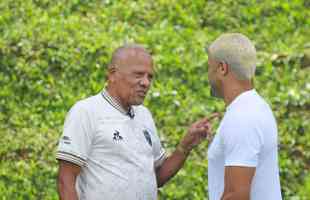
(56, 102, 93, 167)
(152, 129, 166, 168)
(221, 116, 263, 167)
(144, 109, 166, 168)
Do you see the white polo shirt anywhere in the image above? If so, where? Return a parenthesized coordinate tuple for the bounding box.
(208, 89, 282, 200)
(56, 91, 166, 200)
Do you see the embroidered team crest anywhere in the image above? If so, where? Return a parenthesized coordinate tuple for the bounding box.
(143, 130, 152, 146)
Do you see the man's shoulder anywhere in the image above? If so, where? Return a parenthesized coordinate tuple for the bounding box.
(70, 93, 101, 113)
(228, 93, 271, 119)
(221, 93, 275, 138)
(224, 107, 265, 130)
(133, 105, 152, 116)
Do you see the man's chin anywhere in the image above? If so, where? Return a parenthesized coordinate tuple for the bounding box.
(131, 98, 145, 106)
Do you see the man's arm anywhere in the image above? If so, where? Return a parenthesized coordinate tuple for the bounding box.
(155, 143, 191, 187)
(221, 166, 255, 200)
(156, 115, 218, 187)
(57, 160, 81, 200)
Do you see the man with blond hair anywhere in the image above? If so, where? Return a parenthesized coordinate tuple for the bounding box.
(207, 33, 282, 200)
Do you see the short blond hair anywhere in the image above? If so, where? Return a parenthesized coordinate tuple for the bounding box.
(208, 33, 257, 80)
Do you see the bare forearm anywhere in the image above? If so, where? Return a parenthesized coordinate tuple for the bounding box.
(155, 115, 213, 187)
(221, 188, 250, 200)
(57, 161, 81, 200)
(156, 146, 190, 187)
(221, 193, 249, 200)
(58, 179, 79, 200)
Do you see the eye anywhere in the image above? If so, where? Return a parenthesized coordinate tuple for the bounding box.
(148, 74, 153, 81)
(134, 72, 144, 78)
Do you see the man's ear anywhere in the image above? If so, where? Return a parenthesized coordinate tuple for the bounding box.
(219, 61, 229, 76)
(107, 65, 117, 82)
(108, 65, 117, 73)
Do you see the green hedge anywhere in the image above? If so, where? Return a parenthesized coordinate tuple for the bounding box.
(0, 0, 309, 199)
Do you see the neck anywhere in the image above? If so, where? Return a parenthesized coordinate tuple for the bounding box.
(222, 80, 253, 107)
(106, 86, 130, 111)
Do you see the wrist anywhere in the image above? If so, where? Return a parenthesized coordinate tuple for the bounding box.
(176, 143, 192, 156)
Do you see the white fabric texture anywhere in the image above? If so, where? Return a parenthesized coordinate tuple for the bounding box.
(57, 92, 166, 200)
(208, 89, 282, 200)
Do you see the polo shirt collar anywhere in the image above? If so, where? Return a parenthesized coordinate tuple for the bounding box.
(101, 90, 135, 118)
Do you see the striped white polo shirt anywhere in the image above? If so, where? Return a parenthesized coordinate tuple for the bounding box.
(56, 90, 166, 200)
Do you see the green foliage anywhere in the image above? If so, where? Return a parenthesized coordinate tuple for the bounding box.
(0, 0, 309, 199)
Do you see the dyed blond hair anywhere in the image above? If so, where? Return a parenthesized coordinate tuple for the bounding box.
(208, 33, 257, 80)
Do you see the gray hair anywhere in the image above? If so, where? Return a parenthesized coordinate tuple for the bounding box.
(208, 33, 257, 80)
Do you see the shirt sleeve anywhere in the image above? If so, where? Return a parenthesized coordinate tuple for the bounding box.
(221, 115, 263, 167)
(56, 102, 93, 167)
(145, 109, 166, 168)
(152, 129, 166, 168)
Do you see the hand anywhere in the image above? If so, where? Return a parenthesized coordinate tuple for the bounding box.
(178, 113, 220, 154)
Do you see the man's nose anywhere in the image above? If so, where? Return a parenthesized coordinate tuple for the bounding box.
(139, 76, 151, 87)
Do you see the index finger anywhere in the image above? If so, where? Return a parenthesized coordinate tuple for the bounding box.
(196, 113, 221, 128)
(208, 112, 221, 121)
(200, 112, 221, 124)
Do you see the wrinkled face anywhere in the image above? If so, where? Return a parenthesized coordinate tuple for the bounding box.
(207, 55, 222, 98)
(109, 54, 154, 107)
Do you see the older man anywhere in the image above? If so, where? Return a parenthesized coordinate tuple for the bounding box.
(207, 33, 282, 200)
(56, 45, 212, 200)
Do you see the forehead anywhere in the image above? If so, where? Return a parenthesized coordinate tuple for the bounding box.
(125, 62, 154, 75)
(118, 51, 153, 72)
